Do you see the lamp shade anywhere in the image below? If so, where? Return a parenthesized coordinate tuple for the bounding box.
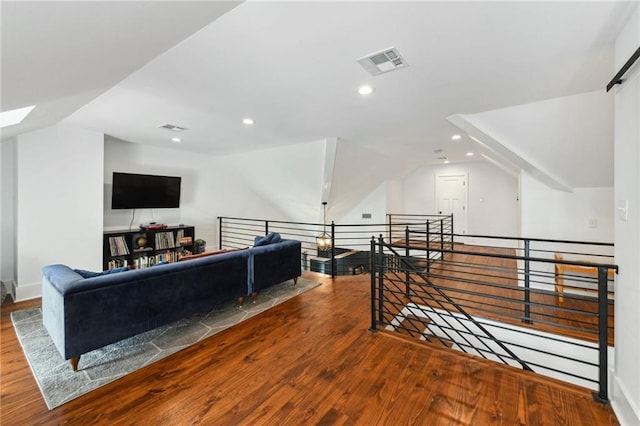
(316, 232, 332, 251)
(316, 202, 332, 251)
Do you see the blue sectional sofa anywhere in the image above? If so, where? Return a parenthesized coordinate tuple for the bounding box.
(42, 238, 301, 371)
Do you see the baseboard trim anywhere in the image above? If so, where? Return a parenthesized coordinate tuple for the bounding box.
(1, 279, 16, 302)
(611, 376, 640, 426)
(14, 281, 41, 302)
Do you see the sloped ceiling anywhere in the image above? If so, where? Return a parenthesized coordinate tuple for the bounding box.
(2, 1, 632, 168)
(450, 90, 614, 189)
(0, 1, 241, 139)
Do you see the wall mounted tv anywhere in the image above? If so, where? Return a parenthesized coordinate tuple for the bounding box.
(111, 172, 181, 209)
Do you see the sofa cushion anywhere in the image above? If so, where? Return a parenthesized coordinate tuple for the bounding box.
(74, 266, 129, 278)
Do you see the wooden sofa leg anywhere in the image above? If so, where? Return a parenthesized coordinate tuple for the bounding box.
(252, 292, 257, 303)
(293, 277, 298, 286)
(70, 356, 80, 372)
(237, 297, 244, 308)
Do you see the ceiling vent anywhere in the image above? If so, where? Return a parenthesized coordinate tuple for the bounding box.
(357, 47, 409, 76)
(159, 123, 187, 132)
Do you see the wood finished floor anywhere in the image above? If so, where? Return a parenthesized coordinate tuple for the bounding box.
(1, 271, 619, 425)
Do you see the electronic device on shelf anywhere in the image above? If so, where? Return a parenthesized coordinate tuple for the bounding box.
(139, 222, 168, 230)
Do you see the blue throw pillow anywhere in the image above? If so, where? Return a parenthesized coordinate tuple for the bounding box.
(254, 235, 269, 247)
(254, 232, 282, 247)
(74, 266, 129, 278)
(269, 232, 282, 244)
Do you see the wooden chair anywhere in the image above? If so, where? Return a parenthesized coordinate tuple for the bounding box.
(554, 253, 614, 303)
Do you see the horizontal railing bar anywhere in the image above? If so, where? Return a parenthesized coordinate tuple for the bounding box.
(387, 275, 600, 320)
(385, 306, 601, 358)
(383, 273, 603, 327)
(383, 285, 603, 340)
(420, 230, 614, 247)
(382, 283, 602, 336)
(385, 319, 599, 383)
(387, 243, 617, 271)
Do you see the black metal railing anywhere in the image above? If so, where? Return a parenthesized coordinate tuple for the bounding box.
(369, 232, 616, 402)
(218, 215, 453, 278)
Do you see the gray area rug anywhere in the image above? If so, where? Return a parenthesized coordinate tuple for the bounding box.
(11, 277, 320, 410)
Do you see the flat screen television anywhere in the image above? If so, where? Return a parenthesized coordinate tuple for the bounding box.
(112, 172, 181, 209)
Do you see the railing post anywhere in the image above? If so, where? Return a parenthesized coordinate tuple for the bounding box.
(450, 213, 454, 248)
(218, 216, 223, 249)
(265, 220, 269, 235)
(377, 234, 385, 325)
(387, 214, 392, 244)
(331, 221, 336, 279)
(369, 236, 378, 332)
(595, 266, 609, 403)
(426, 221, 431, 273)
(405, 226, 410, 296)
(440, 219, 444, 255)
(523, 239, 532, 324)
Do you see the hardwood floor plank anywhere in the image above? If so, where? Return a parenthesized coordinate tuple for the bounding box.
(0, 272, 619, 425)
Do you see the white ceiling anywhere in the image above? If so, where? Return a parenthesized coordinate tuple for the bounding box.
(2, 1, 635, 167)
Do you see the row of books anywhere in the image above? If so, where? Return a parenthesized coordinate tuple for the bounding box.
(133, 249, 193, 269)
(107, 249, 194, 270)
(108, 230, 194, 260)
(107, 258, 129, 270)
(155, 232, 176, 249)
(108, 236, 130, 256)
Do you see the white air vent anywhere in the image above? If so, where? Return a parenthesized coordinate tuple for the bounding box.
(357, 47, 409, 76)
(159, 123, 187, 132)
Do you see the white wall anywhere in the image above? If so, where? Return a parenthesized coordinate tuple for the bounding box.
(217, 139, 327, 225)
(401, 161, 519, 237)
(106, 139, 272, 250)
(104, 138, 326, 249)
(329, 140, 410, 222)
(1, 139, 16, 295)
(520, 172, 614, 243)
(15, 125, 104, 300)
(338, 182, 388, 224)
(612, 5, 640, 424)
(461, 90, 614, 188)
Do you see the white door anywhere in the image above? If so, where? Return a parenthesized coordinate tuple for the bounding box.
(436, 174, 467, 235)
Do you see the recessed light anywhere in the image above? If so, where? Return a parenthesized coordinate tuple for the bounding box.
(171, 137, 182, 143)
(0, 105, 36, 128)
(357, 85, 375, 95)
(466, 152, 474, 156)
(242, 118, 255, 125)
(444, 160, 450, 164)
(451, 134, 461, 140)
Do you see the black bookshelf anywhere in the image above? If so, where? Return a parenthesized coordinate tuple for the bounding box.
(103, 225, 195, 270)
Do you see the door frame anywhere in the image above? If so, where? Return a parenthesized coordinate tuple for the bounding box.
(435, 173, 469, 235)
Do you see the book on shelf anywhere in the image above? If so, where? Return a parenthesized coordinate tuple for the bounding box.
(107, 258, 128, 270)
(133, 248, 191, 269)
(154, 231, 176, 250)
(108, 235, 130, 256)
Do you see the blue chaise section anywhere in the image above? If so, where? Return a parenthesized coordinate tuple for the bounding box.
(250, 239, 302, 294)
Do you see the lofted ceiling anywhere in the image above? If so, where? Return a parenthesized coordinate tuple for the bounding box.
(1, 1, 635, 170)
